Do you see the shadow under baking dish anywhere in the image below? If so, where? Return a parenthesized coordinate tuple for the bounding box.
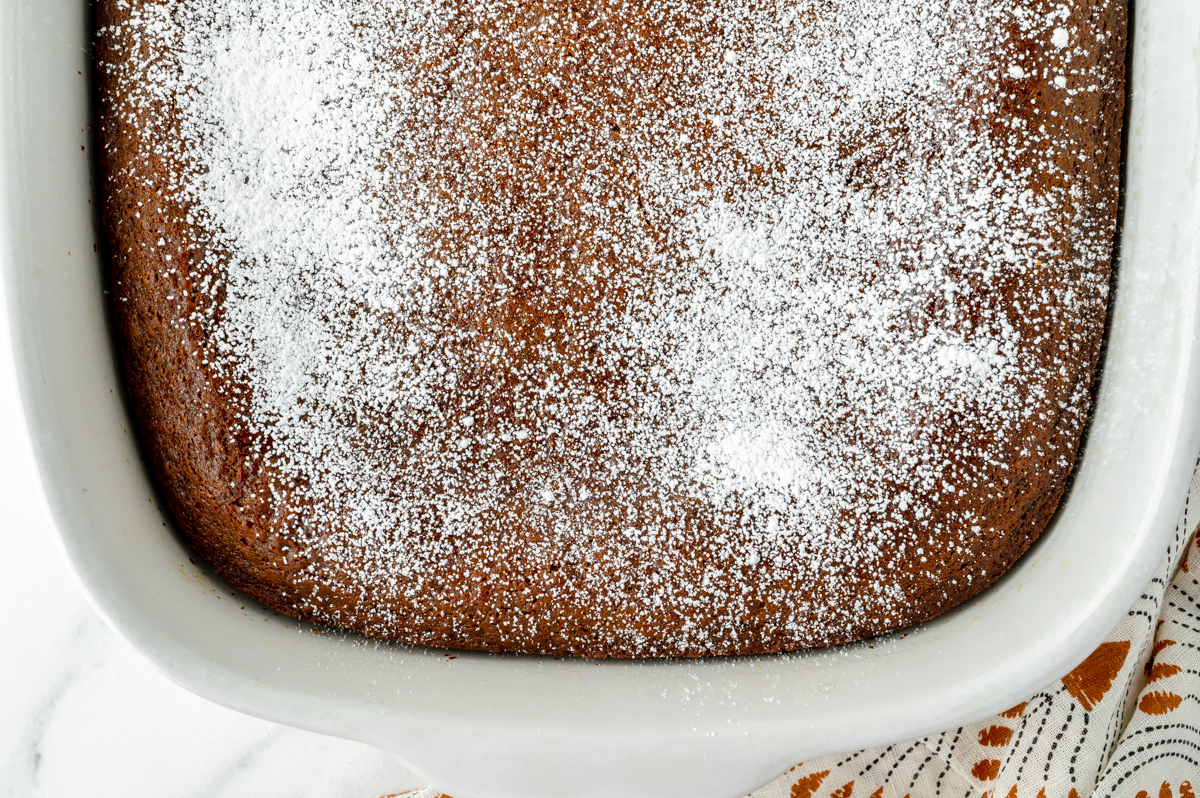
(4, 2, 1200, 798)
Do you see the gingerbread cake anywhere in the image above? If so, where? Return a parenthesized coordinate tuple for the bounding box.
(94, 0, 1126, 656)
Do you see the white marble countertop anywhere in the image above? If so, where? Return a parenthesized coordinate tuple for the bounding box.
(0, 291, 423, 797)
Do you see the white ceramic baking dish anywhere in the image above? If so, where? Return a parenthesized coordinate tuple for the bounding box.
(3, 2, 1199, 797)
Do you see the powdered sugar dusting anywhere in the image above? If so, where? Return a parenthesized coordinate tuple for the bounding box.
(98, 0, 1122, 655)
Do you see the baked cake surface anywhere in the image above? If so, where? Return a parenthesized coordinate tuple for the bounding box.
(95, 0, 1126, 656)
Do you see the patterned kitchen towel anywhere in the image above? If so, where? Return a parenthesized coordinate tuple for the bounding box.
(389, 458, 1200, 798)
